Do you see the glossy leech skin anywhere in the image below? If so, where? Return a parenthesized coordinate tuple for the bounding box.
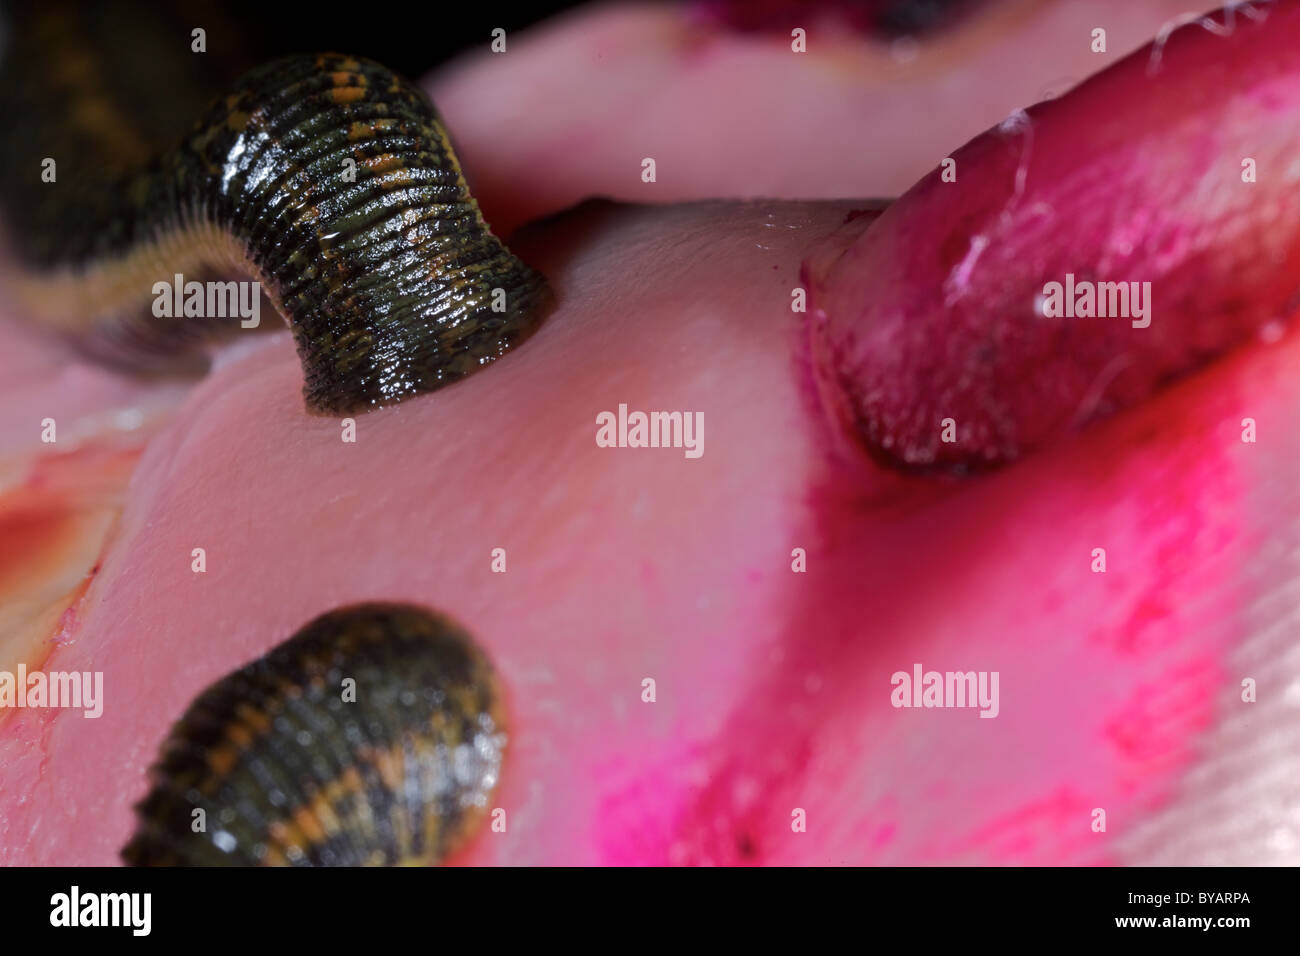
(0, 17, 552, 413)
(121, 604, 506, 867)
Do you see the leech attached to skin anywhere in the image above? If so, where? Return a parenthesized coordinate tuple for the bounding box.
(1, 52, 552, 414)
(122, 603, 506, 867)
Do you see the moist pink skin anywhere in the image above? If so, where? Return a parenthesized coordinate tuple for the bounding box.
(0, 200, 836, 864)
(0, 321, 187, 468)
(1, 197, 1295, 865)
(3, 2, 1299, 866)
(430, 0, 1203, 235)
(0, 323, 188, 672)
(808, 1, 1300, 470)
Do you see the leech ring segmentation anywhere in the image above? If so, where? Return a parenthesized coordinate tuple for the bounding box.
(2, 51, 553, 414)
(122, 603, 506, 867)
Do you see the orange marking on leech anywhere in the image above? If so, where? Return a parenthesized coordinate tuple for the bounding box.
(292, 804, 326, 843)
(267, 817, 308, 858)
(223, 722, 255, 760)
(299, 782, 351, 839)
(330, 70, 367, 88)
(295, 205, 322, 228)
(207, 746, 239, 779)
(234, 702, 272, 734)
(330, 86, 366, 105)
(364, 744, 405, 792)
(339, 765, 365, 794)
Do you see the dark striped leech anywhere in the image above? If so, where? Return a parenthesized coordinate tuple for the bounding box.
(1, 50, 552, 413)
(122, 603, 506, 866)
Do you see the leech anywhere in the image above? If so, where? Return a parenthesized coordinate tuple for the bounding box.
(121, 603, 506, 867)
(1, 52, 552, 413)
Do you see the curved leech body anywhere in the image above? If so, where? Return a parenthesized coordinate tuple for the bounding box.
(121, 603, 506, 867)
(0, 49, 551, 413)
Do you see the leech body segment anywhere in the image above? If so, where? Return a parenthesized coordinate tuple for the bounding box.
(0, 48, 551, 413)
(122, 603, 506, 867)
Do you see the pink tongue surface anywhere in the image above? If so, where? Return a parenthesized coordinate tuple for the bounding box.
(807, 2, 1300, 470)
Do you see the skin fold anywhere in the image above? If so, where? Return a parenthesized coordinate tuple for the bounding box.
(2, 0, 1298, 865)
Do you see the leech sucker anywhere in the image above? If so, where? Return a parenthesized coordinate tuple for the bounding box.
(0, 51, 553, 414)
(121, 603, 506, 867)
